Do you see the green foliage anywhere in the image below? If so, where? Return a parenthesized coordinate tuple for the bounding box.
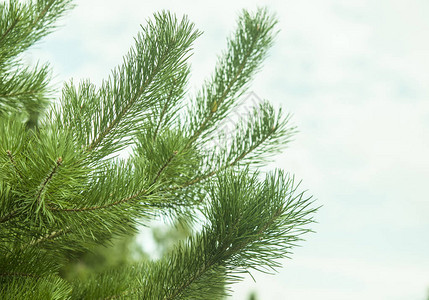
(0, 1, 318, 299)
(248, 291, 258, 300)
(151, 217, 193, 257)
(0, 0, 73, 128)
(59, 233, 148, 282)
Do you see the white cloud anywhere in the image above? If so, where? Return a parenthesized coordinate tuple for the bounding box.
(232, 254, 429, 299)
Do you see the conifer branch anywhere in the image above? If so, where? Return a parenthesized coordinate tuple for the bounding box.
(187, 58, 249, 146)
(153, 82, 177, 142)
(0, 6, 317, 299)
(0, 0, 71, 65)
(6, 150, 23, 179)
(0, 272, 38, 279)
(152, 150, 178, 185)
(86, 62, 163, 152)
(155, 53, 254, 190)
(104, 290, 132, 300)
(186, 10, 276, 146)
(164, 208, 247, 299)
(35, 157, 62, 206)
(0, 89, 39, 98)
(32, 1, 55, 28)
(87, 101, 132, 152)
(27, 226, 70, 247)
(156, 12, 273, 183)
(162, 217, 281, 299)
(0, 210, 18, 224)
(79, 13, 200, 157)
(176, 125, 277, 190)
(49, 189, 148, 212)
(0, 17, 19, 46)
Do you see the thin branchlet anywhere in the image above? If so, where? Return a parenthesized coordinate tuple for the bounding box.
(34, 157, 62, 206)
(174, 125, 278, 190)
(49, 189, 148, 212)
(23, 226, 71, 249)
(151, 150, 178, 185)
(6, 150, 23, 179)
(186, 32, 258, 147)
(152, 81, 177, 142)
(187, 62, 247, 146)
(0, 210, 19, 224)
(0, 272, 39, 279)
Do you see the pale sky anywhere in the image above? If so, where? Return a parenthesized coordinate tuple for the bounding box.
(29, 1, 429, 299)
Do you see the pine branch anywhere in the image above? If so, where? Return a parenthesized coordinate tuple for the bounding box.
(31, 1, 55, 28)
(5, 150, 23, 179)
(0, 17, 19, 49)
(86, 63, 162, 152)
(176, 125, 277, 190)
(0, 155, 66, 225)
(27, 226, 70, 248)
(56, 12, 202, 159)
(152, 82, 178, 142)
(185, 8, 278, 144)
(130, 170, 316, 300)
(186, 55, 249, 146)
(0, 61, 51, 118)
(0, 0, 72, 129)
(0, 0, 73, 66)
(0, 210, 18, 224)
(0, 272, 39, 279)
(34, 157, 62, 208)
(0, 273, 72, 299)
(151, 151, 178, 185)
(147, 11, 276, 188)
(164, 259, 217, 300)
(49, 189, 148, 212)
(0, 6, 318, 299)
(0, 0, 56, 47)
(172, 102, 293, 191)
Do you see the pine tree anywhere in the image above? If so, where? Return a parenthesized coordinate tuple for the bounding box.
(0, 1, 318, 299)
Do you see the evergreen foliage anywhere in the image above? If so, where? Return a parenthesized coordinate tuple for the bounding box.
(0, 1, 318, 298)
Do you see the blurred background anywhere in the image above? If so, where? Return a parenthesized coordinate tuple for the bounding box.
(29, 0, 429, 299)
